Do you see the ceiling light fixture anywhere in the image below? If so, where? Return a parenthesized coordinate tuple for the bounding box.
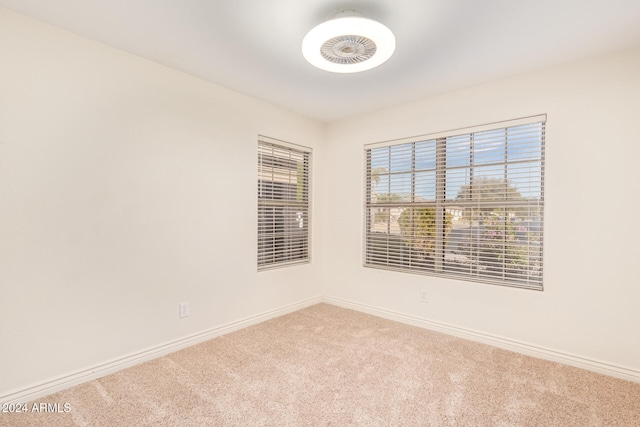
(302, 10, 395, 73)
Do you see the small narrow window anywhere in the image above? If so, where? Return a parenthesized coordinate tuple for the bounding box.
(258, 136, 311, 270)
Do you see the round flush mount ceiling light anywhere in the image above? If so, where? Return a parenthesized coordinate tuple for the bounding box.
(302, 11, 395, 73)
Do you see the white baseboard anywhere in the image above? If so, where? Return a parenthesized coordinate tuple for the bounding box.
(323, 296, 640, 383)
(4, 294, 638, 405)
(1, 296, 323, 405)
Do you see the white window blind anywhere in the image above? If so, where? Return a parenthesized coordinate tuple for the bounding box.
(364, 116, 545, 290)
(258, 137, 311, 270)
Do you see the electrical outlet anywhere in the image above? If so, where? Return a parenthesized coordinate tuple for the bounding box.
(179, 302, 190, 318)
(420, 290, 428, 303)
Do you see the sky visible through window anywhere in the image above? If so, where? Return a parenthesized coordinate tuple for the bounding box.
(370, 124, 543, 202)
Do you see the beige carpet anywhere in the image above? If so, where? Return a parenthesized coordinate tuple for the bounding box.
(2, 303, 639, 426)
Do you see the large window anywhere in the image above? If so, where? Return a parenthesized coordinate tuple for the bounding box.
(364, 116, 545, 290)
(258, 136, 311, 270)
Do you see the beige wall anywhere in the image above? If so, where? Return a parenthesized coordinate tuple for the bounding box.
(322, 47, 640, 372)
(0, 8, 325, 397)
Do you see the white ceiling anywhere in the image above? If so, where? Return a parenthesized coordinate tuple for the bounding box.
(2, 0, 640, 122)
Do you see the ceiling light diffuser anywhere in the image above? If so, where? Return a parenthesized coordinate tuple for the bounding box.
(302, 12, 395, 73)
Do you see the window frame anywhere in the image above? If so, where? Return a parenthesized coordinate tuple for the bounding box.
(363, 115, 545, 290)
(258, 136, 312, 271)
